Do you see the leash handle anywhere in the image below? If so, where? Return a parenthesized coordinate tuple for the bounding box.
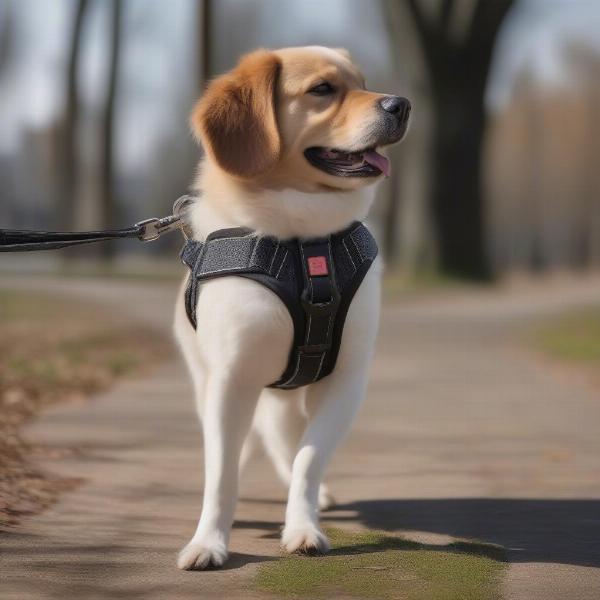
(0, 195, 194, 252)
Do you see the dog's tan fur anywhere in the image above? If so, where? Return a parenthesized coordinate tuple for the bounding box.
(191, 46, 394, 192)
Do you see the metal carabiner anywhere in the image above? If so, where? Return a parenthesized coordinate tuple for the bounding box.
(135, 195, 195, 242)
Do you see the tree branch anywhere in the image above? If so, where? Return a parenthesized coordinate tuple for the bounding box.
(459, 0, 513, 84)
(467, 0, 513, 54)
(406, 0, 432, 40)
(404, 0, 450, 75)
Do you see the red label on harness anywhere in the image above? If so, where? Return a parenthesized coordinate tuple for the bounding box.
(307, 256, 328, 276)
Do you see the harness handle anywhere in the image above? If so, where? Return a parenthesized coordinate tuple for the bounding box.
(0, 195, 194, 252)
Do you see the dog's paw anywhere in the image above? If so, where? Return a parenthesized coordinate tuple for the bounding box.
(318, 484, 336, 511)
(281, 525, 330, 555)
(177, 541, 228, 571)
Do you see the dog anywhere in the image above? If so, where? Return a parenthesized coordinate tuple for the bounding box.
(173, 46, 410, 570)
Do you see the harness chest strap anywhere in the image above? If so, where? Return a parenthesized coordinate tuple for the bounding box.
(180, 222, 378, 390)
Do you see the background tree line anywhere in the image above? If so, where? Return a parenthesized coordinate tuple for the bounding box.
(0, 0, 599, 279)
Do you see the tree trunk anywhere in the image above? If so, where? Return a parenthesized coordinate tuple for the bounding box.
(430, 87, 488, 278)
(59, 0, 88, 232)
(382, 154, 402, 261)
(199, 0, 212, 86)
(99, 0, 122, 260)
(402, 0, 513, 280)
(0, 2, 13, 77)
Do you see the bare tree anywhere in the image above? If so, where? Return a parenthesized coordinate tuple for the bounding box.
(566, 44, 600, 267)
(388, 0, 513, 279)
(58, 0, 88, 233)
(0, 4, 13, 222)
(0, 2, 13, 77)
(199, 0, 213, 86)
(99, 0, 123, 259)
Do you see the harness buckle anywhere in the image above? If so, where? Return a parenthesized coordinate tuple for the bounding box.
(298, 343, 329, 355)
(300, 287, 340, 317)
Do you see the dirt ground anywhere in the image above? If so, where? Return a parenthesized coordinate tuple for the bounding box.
(1, 274, 599, 600)
(0, 289, 167, 527)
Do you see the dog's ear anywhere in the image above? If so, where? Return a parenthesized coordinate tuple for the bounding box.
(191, 50, 282, 178)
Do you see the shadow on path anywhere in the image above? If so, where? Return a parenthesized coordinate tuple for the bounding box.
(325, 498, 600, 568)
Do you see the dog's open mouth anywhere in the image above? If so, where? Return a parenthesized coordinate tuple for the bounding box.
(304, 147, 390, 178)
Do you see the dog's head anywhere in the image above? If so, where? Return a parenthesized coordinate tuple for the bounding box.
(191, 46, 410, 192)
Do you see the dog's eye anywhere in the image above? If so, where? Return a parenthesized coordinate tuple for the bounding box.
(308, 82, 335, 96)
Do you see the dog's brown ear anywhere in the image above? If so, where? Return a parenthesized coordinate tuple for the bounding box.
(191, 50, 281, 178)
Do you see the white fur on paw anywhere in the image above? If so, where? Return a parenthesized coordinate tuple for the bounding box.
(177, 541, 228, 570)
(281, 526, 331, 555)
(318, 485, 336, 511)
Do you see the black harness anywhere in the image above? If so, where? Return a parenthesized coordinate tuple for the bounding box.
(181, 222, 378, 390)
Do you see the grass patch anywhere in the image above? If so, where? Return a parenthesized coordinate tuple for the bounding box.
(255, 528, 506, 600)
(0, 289, 169, 526)
(383, 268, 482, 300)
(532, 308, 600, 365)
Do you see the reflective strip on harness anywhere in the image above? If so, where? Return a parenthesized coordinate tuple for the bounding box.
(181, 221, 378, 390)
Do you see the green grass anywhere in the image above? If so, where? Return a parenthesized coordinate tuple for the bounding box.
(0, 289, 65, 320)
(533, 308, 600, 364)
(0, 289, 167, 425)
(382, 268, 483, 300)
(255, 528, 506, 600)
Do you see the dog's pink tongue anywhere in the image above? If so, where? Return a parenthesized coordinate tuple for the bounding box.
(363, 150, 390, 177)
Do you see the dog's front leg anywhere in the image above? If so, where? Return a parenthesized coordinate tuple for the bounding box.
(281, 363, 369, 554)
(176, 277, 293, 570)
(177, 376, 261, 570)
(281, 261, 380, 555)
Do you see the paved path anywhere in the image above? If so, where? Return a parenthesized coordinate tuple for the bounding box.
(1, 274, 600, 599)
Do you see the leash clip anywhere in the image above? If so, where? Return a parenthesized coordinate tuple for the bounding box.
(136, 195, 195, 242)
(136, 215, 181, 242)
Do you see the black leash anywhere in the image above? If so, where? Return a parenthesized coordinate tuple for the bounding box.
(0, 196, 194, 252)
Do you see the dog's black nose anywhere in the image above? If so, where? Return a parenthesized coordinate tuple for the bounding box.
(379, 96, 411, 122)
